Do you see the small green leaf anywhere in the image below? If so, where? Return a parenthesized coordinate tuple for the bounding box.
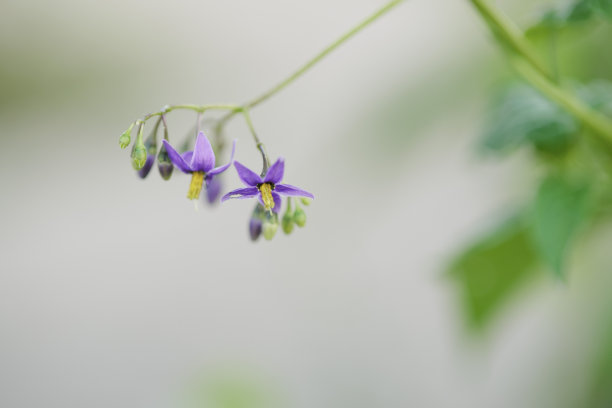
(481, 83, 578, 154)
(448, 216, 540, 329)
(532, 175, 591, 278)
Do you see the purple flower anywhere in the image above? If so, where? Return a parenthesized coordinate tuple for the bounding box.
(162, 132, 236, 200)
(221, 158, 314, 213)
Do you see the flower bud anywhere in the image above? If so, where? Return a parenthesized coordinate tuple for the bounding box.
(249, 204, 265, 241)
(131, 143, 147, 170)
(157, 144, 174, 180)
(293, 207, 306, 227)
(137, 135, 157, 179)
(249, 217, 263, 241)
(262, 212, 279, 241)
(119, 130, 131, 149)
(300, 198, 312, 206)
(282, 210, 295, 234)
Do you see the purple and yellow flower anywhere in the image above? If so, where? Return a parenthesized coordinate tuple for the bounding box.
(221, 158, 314, 212)
(162, 132, 236, 200)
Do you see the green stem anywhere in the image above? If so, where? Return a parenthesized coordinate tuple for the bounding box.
(128, 1, 405, 155)
(470, 0, 553, 81)
(142, 103, 241, 121)
(216, 0, 406, 128)
(513, 58, 612, 142)
(241, 108, 271, 174)
(470, 0, 612, 143)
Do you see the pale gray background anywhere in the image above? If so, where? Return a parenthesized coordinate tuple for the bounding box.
(1, 0, 609, 407)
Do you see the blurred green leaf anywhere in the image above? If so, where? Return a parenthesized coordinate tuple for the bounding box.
(528, 0, 594, 32)
(190, 374, 269, 408)
(481, 83, 578, 154)
(531, 175, 591, 278)
(448, 216, 540, 329)
(527, 0, 611, 34)
(577, 79, 612, 116)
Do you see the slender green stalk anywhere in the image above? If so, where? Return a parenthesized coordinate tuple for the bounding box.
(470, 0, 553, 81)
(125, 1, 406, 154)
(142, 104, 242, 121)
(469, 0, 612, 142)
(216, 0, 406, 128)
(241, 108, 270, 173)
(513, 58, 612, 142)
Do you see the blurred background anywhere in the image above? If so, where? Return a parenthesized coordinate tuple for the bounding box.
(2, 0, 612, 407)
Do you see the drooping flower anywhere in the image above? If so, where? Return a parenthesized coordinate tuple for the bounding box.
(162, 132, 236, 200)
(221, 158, 314, 212)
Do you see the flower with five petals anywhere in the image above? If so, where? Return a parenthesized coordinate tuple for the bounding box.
(162, 132, 236, 200)
(222, 158, 314, 212)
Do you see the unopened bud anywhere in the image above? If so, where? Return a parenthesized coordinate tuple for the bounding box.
(282, 211, 295, 234)
(293, 207, 306, 227)
(131, 143, 147, 170)
(157, 144, 174, 180)
(262, 212, 279, 241)
(119, 123, 134, 149)
(249, 204, 265, 241)
(300, 198, 312, 206)
(119, 130, 131, 149)
(137, 135, 157, 178)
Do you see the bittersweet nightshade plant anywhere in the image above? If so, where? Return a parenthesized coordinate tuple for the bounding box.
(221, 159, 314, 213)
(162, 132, 236, 200)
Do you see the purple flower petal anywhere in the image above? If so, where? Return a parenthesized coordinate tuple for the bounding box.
(274, 184, 314, 199)
(190, 132, 216, 172)
(205, 176, 222, 204)
(234, 161, 262, 186)
(162, 140, 192, 173)
(208, 139, 236, 176)
(263, 158, 285, 184)
(181, 151, 193, 163)
(272, 192, 282, 213)
(221, 186, 259, 202)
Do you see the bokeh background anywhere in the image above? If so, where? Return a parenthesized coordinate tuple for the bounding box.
(2, 0, 612, 407)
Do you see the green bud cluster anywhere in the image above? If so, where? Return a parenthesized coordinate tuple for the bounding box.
(279, 197, 309, 236)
